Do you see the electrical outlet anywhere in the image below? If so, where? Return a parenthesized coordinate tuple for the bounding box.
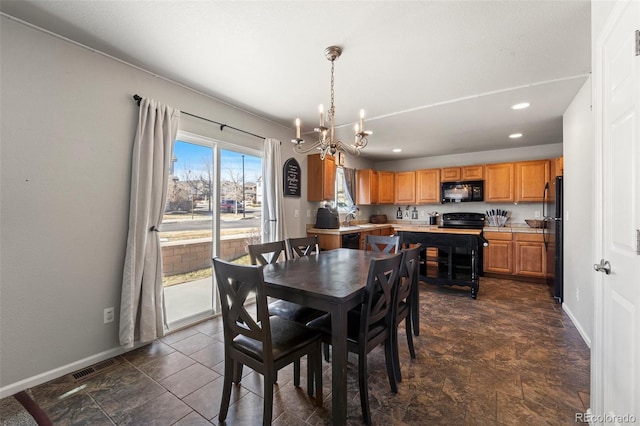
(294, 209, 299, 218)
(565, 210, 569, 221)
(306, 209, 311, 217)
(104, 307, 114, 324)
(534, 211, 541, 218)
(576, 288, 580, 301)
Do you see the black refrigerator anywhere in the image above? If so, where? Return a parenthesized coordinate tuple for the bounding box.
(543, 176, 563, 302)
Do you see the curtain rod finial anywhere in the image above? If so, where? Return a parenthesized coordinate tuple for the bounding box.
(133, 94, 142, 106)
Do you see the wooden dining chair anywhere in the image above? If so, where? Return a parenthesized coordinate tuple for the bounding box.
(307, 252, 403, 425)
(287, 235, 320, 258)
(364, 234, 400, 254)
(392, 244, 421, 384)
(212, 257, 323, 426)
(248, 241, 323, 324)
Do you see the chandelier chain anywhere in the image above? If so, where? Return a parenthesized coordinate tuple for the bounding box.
(330, 59, 335, 118)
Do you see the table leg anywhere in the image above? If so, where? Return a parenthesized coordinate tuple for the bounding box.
(331, 307, 348, 425)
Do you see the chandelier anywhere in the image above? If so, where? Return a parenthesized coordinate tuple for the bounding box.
(291, 46, 371, 160)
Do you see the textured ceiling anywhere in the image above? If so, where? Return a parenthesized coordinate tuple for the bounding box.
(0, 0, 591, 161)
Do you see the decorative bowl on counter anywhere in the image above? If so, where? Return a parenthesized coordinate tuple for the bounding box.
(370, 214, 387, 224)
(525, 219, 546, 228)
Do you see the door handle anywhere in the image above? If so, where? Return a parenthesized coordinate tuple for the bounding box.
(593, 259, 611, 275)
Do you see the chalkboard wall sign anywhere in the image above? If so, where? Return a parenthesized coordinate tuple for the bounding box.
(283, 157, 301, 197)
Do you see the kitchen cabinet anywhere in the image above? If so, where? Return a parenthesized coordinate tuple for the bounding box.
(307, 153, 336, 201)
(515, 160, 550, 202)
(378, 171, 395, 204)
(485, 162, 514, 202)
(314, 233, 341, 250)
(514, 233, 546, 277)
(356, 169, 378, 205)
(483, 232, 514, 274)
(554, 156, 564, 177)
(416, 169, 440, 204)
(394, 171, 416, 204)
(440, 167, 461, 182)
(462, 165, 483, 180)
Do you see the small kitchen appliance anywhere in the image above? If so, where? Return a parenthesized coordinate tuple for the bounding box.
(315, 207, 339, 229)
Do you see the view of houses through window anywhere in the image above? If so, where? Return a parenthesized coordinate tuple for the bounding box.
(160, 136, 262, 328)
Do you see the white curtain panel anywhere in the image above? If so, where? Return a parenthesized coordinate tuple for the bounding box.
(262, 138, 286, 243)
(120, 98, 180, 348)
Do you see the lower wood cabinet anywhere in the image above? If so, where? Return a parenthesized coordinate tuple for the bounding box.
(484, 231, 546, 279)
(483, 232, 513, 274)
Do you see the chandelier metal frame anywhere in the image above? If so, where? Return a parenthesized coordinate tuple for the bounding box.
(291, 46, 371, 160)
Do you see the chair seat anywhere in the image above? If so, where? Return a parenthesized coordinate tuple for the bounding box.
(307, 311, 386, 344)
(268, 300, 324, 323)
(234, 316, 322, 361)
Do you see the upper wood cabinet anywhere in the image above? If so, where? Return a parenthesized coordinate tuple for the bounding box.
(378, 171, 395, 204)
(515, 160, 550, 202)
(416, 169, 440, 204)
(554, 156, 564, 177)
(462, 165, 483, 180)
(356, 169, 378, 205)
(440, 167, 461, 182)
(307, 153, 335, 201)
(485, 162, 515, 202)
(394, 171, 416, 204)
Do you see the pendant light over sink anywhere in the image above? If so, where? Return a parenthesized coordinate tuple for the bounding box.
(291, 46, 372, 160)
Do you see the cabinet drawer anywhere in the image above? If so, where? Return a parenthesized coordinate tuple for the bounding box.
(514, 233, 544, 242)
(484, 232, 513, 241)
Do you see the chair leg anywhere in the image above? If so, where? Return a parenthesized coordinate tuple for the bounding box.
(293, 359, 301, 387)
(232, 361, 243, 383)
(323, 342, 330, 361)
(306, 353, 314, 396)
(220, 357, 234, 421)
(406, 315, 416, 359)
(392, 323, 402, 384)
(314, 347, 323, 406)
(263, 370, 274, 426)
(384, 337, 398, 394)
(358, 352, 372, 425)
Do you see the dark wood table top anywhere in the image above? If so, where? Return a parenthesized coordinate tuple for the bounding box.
(261, 248, 389, 304)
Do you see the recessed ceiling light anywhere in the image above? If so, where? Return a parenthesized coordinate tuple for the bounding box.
(509, 133, 523, 139)
(392, 148, 402, 153)
(511, 102, 530, 110)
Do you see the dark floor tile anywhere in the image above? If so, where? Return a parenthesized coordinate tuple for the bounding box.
(160, 363, 219, 399)
(137, 350, 196, 381)
(188, 341, 225, 368)
(173, 411, 213, 425)
(112, 391, 192, 425)
(41, 391, 112, 426)
(122, 340, 175, 367)
(182, 375, 248, 420)
(168, 333, 217, 356)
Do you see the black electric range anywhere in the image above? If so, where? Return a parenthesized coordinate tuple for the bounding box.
(439, 212, 486, 229)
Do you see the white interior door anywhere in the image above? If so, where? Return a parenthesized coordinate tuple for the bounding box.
(593, 0, 640, 422)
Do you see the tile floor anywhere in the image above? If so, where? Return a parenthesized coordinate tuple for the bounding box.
(1, 277, 590, 425)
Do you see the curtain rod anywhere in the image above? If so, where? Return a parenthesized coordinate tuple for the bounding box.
(133, 94, 265, 140)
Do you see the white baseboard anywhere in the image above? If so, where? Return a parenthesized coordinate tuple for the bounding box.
(0, 346, 129, 399)
(562, 302, 592, 348)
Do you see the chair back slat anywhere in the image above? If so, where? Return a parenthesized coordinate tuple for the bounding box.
(360, 253, 403, 334)
(212, 257, 272, 353)
(288, 236, 320, 258)
(248, 241, 288, 265)
(364, 235, 400, 254)
(397, 245, 421, 306)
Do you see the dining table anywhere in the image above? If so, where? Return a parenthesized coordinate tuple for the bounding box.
(260, 248, 390, 425)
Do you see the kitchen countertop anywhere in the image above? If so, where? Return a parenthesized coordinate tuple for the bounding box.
(306, 223, 394, 235)
(306, 222, 548, 235)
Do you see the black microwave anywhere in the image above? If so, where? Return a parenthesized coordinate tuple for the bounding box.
(441, 180, 484, 203)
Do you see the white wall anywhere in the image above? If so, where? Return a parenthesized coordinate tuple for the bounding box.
(0, 17, 313, 394)
(561, 78, 595, 344)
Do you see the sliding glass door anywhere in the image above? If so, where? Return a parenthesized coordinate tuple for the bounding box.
(160, 132, 262, 329)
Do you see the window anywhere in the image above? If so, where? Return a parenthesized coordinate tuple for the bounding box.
(334, 167, 354, 213)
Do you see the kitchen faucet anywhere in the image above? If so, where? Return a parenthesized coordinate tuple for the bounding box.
(344, 207, 358, 226)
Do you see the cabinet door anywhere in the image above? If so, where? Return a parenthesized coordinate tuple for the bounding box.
(483, 232, 513, 274)
(307, 153, 335, 201)
(313, 233, 341, 250)
(356, 169, 378, 205)
(485, 163, 514, 202)
(394, 171, 416, 204)
(555, 156, 564, 177)
(515, 160, 549, 202)
(440, 167, 461, 182)
(378, 172, 395, 204)
(514, 233, 546, 277)
(462, 165, 484, 180)
(416, 169, 440, 204)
